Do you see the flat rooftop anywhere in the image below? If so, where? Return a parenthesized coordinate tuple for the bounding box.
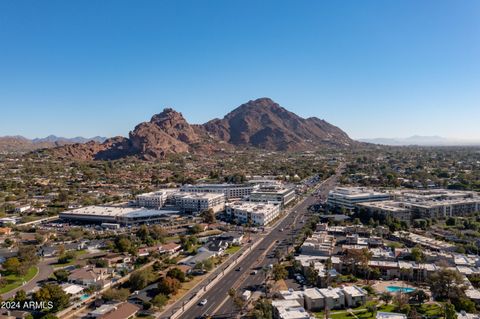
(174, 192, 225, 200)
(60, 206, 179, 218)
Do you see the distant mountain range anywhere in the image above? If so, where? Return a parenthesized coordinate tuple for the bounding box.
(48, 97, 355, 160)
(0, 135, 107, 153)
(359, 135, 480, 146)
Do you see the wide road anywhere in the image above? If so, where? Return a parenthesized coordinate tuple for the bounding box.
(178, 166, 344, 319)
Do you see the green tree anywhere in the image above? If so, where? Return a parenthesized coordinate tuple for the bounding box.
(200, 209, 216, 224)
(33, 284, 70, 312)
(445, 302, 457, 319)
(409, 289, 428, 304)
(14, 290, 27, 302)
(380, 292, 393, 304)
(3, 257, 21, 274)
(411, 246, 425, 263)
(129, 268, 155, 291)
(428, 268, 466, 301)
(151, 293, 168, 309)
(305, 262, 318, 286)
(272, 264, 288, 282)
(166, 268, 186, 282)
(157, 276, 181, 295)
(53, 269, 69, 282)
(252, 298, 273, 319)
(102, 288, 130, 302)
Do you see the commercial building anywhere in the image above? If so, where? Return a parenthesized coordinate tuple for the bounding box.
(249, 185, 296, 206)
(357, 201, 411, 223)
(180, 183, 258, 200)
(135, 189, 177, 208)
(225, 201, 280, 226)
(59, 206, 179, 226)
(327, 187, 390, 211)
(174, 192, 225, 213)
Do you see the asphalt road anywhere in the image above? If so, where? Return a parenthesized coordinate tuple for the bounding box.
(2, 257, 56, 300)
(178, 167, 343, 319)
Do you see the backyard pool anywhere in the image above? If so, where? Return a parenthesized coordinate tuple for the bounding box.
(80, 294, 90, 301)
(386, 286, 416, 293)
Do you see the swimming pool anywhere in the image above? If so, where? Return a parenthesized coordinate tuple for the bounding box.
(386, 286, 416, 293)
(80, 294, 90, 301)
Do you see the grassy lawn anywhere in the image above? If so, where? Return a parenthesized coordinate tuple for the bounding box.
(0, 266, 39, 294)
(224, 245, 241, 255)
(418, 303, 443, 316)
(53, 250, 88, 268)
(315, 304, 397, 319)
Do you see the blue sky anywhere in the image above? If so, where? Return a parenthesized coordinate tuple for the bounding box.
(0, 0, 479, 139)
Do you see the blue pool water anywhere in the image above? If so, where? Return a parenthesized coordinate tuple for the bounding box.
(386, 286, 416, 293)
(80, 294, 89, 301)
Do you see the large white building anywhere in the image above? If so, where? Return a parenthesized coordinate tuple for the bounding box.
(357, 189, 480, 220)
(59, 206, 179, 226)
(135, 189, 177, 208)
(174, 192, 225, 213)
(327, 187, 390, 211)
(180, 183, 258, 200)
(249, 185, 296, 206)
(225, 201, 280, 226)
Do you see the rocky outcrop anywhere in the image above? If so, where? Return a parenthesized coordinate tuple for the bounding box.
(48, 98, 354, 160)
(202, 98, 352, 150)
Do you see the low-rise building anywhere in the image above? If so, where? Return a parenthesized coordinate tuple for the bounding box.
(272, 300, 313, 319)
(300, 231, 336, 256)
(174, 192, 225, 213)
(327, 187, 390, 211)
(376, 312, 407, 319)
(226, 201, 280, 226)
(68, 267, 109, 286)
(357, 201, 412, 223)
(249, 185, 296, 206)
(59, 206, 180, 225)
(135, 189, 177, 208)
(180, 183, 258, 200)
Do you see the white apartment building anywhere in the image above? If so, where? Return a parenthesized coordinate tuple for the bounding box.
(249, 185, 296, 206)
(300, 231, 336, 256)
(174, 192, 225, 213)
(135, 189, 177, 208)
(327, 187, 391, 211)
(180, 183, 258, 200)
(272, 300, 313, 319)
(225, 201, 280, 226)
(357, 201, 412, 223)
(279, 286, 367, 312)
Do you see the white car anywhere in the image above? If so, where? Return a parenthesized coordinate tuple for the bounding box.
(199, 299, 208, 306)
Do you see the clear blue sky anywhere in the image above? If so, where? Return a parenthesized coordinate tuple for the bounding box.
(1, 0, 479, 140)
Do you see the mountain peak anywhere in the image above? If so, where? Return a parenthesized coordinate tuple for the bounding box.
(48, 98, 352, 160)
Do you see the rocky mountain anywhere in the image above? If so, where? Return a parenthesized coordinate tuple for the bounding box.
(203, 98, 352, 150)
(0, 135, 107, 154)
(48, 98, 354, 160)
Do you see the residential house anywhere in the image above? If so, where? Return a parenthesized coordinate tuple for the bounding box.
(68, 266, 109, 287)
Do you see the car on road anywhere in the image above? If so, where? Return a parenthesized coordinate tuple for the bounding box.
(279, 228, 284, 232)
(251, 270, 258, 275)
(236, 267, 243, 271)
(199, 299, 208, 306)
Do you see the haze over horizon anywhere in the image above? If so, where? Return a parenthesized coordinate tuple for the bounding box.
(1, 1, 479, 140)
